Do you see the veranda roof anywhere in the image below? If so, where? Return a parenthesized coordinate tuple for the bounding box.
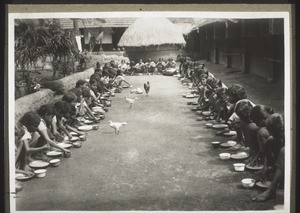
(118, 17, 186, 47)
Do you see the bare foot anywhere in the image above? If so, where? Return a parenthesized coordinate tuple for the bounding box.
(252, 189, 276, 202)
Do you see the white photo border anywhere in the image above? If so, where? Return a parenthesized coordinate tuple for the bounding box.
(8, 10, 292, 213)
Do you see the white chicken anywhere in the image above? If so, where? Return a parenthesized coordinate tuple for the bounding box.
(109, 121, 127, 134)
(125, 97, 138, 108)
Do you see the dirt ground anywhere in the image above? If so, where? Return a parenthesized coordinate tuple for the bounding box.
(16, 73, 284, 211)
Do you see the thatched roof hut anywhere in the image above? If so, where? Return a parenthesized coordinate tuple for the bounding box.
(118, 18, 186, 62)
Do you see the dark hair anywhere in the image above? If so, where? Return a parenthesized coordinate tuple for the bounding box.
(89, 79, 98, 85)
(266, 113, 284, 140)
(37, 104, 56, 117)
(96, 62, 101, 68)
(19, 112, 41, 128)
(75, 80, 87, 88)
(62, 93, 77, 103)
(250, 105, 275, 125)
(54, 101, 72, 116)
(116, 69, 122, 76)
(69, 88, 82, 100)
(226, 84, 247, 103)
(81, 87, 91, 98)
(235, 100, 253, 123)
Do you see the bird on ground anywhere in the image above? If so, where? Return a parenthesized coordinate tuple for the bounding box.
(144, 81, 150, 96)
(109, 121, 127, 134)
(125, 97, 138, 108)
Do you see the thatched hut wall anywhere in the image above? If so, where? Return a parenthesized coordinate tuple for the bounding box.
(124, 44, 182, 62)
(118, 18, 186, 63)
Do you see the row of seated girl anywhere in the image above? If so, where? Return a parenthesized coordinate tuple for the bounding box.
(15, 79, 110, 189)
(179, 57, 285, 202)
(92, 62, 132, 93)
(125, 58, 177, 75)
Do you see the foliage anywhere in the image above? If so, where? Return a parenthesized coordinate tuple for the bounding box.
(15, 20, 80, 98)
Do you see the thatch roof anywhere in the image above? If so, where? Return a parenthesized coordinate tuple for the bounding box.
(118, 18, 186, 47)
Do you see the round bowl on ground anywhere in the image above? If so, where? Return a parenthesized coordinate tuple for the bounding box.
(205, 123, 213, 128)
(223, 131, 237, 136)
(211, 141, 221, 148)
(79, 135, 86, 141)
(49, 159, 60, 167)
(15, 172, 34, 181)
(196, 116, 203, 121)
(64, 152, 71, 158)
(84, 120, 94, 124)
(202, 111, 211, 116)
(196, 111, 203, 115)
(233, 163, 246, 172)
(219, 153, 231, 160)
(220, 141, 237, 148)
(78, 125, 93, 131)
(212, 123, 229, 129)
(191, 107, 198, 111)
(34, 169, 47, 178)
(241, 178, 255, 188)
(73, 142, 82, 148)
(69, 132, 79, 136)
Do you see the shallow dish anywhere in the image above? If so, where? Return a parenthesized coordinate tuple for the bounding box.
(191, 107, 198, 111)
(34, 169, 47, 178)
(241, 178, 255, 188)
(231, 152, 249, 160)
(78, 125, 93, 131)
(245, 164, 264, 170)
(233, 163, 246, 172)
(211, 141, 221, 148)
(219, 153, 231, 160)
(79, 135, 86, 141)
(220, 141, 237, 147)
(223, 131, 237, 136)
(46, 151, 63, 157)
(15, 172, 34, 181)
(212, 124, 228, 129)
(196, 116, 203, 121)
(84, 120, 94, 124)
(185, 94, 196, 98)
(256, 180, 271, 189)
(205, 123, 213, 128)
(58, 143, 73, 149)
(69, 132, 79, 136)
(49, 158, 61, 167)
(202, 111, 211, 116)
(29, 160, 50, 169)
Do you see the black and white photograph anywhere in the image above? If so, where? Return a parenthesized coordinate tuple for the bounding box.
(7, 6, 293, 213)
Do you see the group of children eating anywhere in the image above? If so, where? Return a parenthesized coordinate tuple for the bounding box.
(118, 58, 178, 76)
(179, 56, 285, 202)
(14, 63, 128, 191)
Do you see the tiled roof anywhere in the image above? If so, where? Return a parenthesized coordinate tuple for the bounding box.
(58, 18, 136, 29)
(58, 18, 201, 29)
